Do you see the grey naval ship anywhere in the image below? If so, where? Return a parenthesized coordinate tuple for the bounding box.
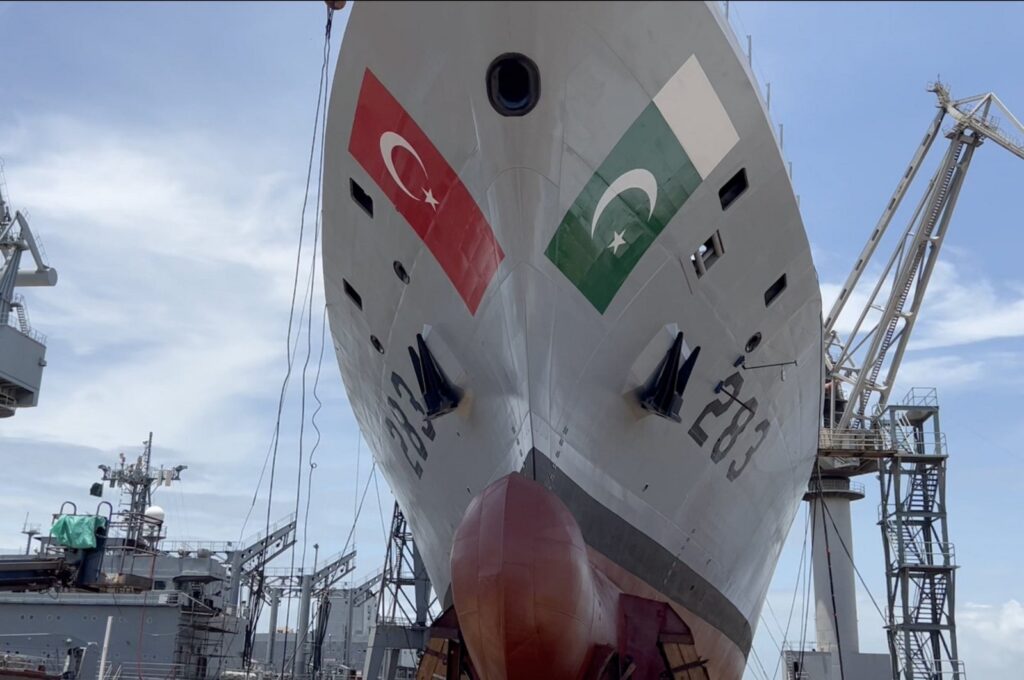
(322, 2, 821, 678)
(0, 436, 379, 680)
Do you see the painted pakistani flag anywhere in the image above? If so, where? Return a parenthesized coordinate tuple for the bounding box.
(545, 55, 740, 313)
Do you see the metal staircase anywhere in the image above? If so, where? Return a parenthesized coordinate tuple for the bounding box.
(857, 147, 965, 421)
(13, 295, 28, 332)
(877, 390, 962, 680)
(363, 502, 435, 680)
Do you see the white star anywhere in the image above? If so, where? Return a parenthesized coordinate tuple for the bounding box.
(607, 230, 627, 255)
(422, 188, 439, 211)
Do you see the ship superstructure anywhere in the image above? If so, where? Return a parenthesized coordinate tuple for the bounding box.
(0, 438, 267, 680)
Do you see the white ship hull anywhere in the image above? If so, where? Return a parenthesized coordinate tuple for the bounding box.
(323, 3, 821, 677)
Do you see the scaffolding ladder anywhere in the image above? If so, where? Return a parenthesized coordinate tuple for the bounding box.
(876, 389, 964, 680)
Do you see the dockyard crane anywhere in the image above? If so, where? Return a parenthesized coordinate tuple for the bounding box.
(824, 82, 1024, 429)
(0, 171, 57, 417)
(801, 83, 1024, 680)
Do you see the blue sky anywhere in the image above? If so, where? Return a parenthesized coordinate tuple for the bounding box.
(1, 2, 1022, 678)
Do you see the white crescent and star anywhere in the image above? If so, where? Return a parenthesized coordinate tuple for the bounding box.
(589, 168, 658, 256)
(379, 130, 439, 211)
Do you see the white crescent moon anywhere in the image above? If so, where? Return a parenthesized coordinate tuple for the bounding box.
(590, 168, 658, 238)
(379, 131, 428, 201)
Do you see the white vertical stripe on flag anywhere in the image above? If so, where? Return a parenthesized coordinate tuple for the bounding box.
(653, 55, 740, 180)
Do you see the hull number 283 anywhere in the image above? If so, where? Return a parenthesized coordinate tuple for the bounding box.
(384, 371, 435, 479)
(687, 371, 770, 481)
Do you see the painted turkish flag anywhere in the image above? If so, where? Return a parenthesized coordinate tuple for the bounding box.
(348, 69, 504, 314)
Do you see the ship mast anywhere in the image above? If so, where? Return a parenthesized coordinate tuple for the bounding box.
(98, 432, 187, 547)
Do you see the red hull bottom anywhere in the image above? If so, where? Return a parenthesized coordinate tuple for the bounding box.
(445, 474, 714, 680)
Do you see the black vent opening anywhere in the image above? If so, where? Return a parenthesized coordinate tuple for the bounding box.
(371, 335, 385, 354)
(487, 53, 540, 117)
(343, 279, 363, 310)
(350, 178, 374, 217)
(718, 168, 749, 210)
(393, 261, 410, 284)
(764, 274, 787, 307)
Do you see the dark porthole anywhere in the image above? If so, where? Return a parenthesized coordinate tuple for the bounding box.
(343, 279, 363, 310)
(745, 332, 762, 353)
(718, 168, 749, 210)
(393, 261, 410, 284)
(764, 274, 788, 307)
(486, 53, 540, 117)
(350, 178, 373, 217)
(371, 335, 385, 354)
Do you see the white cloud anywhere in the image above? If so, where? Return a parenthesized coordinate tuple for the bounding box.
(819, 254, 1024, 400)
(1, 115, 322, 454)
(0, 113, 397, 582)
(958, 600, 1024, 679)
(747, 593, 1024, 679)
(894, 355, 987, 391)
(821, 258, 1024, 352)
(914, 261, 1024, 350)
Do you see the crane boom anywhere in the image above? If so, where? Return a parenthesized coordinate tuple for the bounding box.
(824, 82, 1024, 429)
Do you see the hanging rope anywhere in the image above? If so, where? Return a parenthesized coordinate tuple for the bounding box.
(797, 503, 815, 675)
(281, 10, 335, 679)
(772, 503, 810, 680)
(300, 304, 330, 583)
(815, 464, 847, 680)
(237, 6, 335, 672)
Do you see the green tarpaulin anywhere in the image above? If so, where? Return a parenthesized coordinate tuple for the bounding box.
(49, 515, 107, 550)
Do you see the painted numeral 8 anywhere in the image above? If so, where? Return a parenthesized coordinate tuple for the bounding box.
(391, 372, 436, 441)
(711, 396, 758, 463)
(385, 416, 422, 479)
(387, 396, 428, 462)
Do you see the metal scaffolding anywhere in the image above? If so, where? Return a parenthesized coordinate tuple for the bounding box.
(259, 549, 356, 678)
(363, 503, 433, 680)
(877, 391, 961, 680)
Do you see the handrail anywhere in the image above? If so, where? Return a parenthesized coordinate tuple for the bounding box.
(809, 477, 866, 497)
(2, 294, 47, 345)
(880, 527, 958, 567)
(238, 512, 297, 549)
(819, 427, 893, 452)
(901, 387, 938, 407)
(162, 538, 237, 554)
(108, 661, 189, 680)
